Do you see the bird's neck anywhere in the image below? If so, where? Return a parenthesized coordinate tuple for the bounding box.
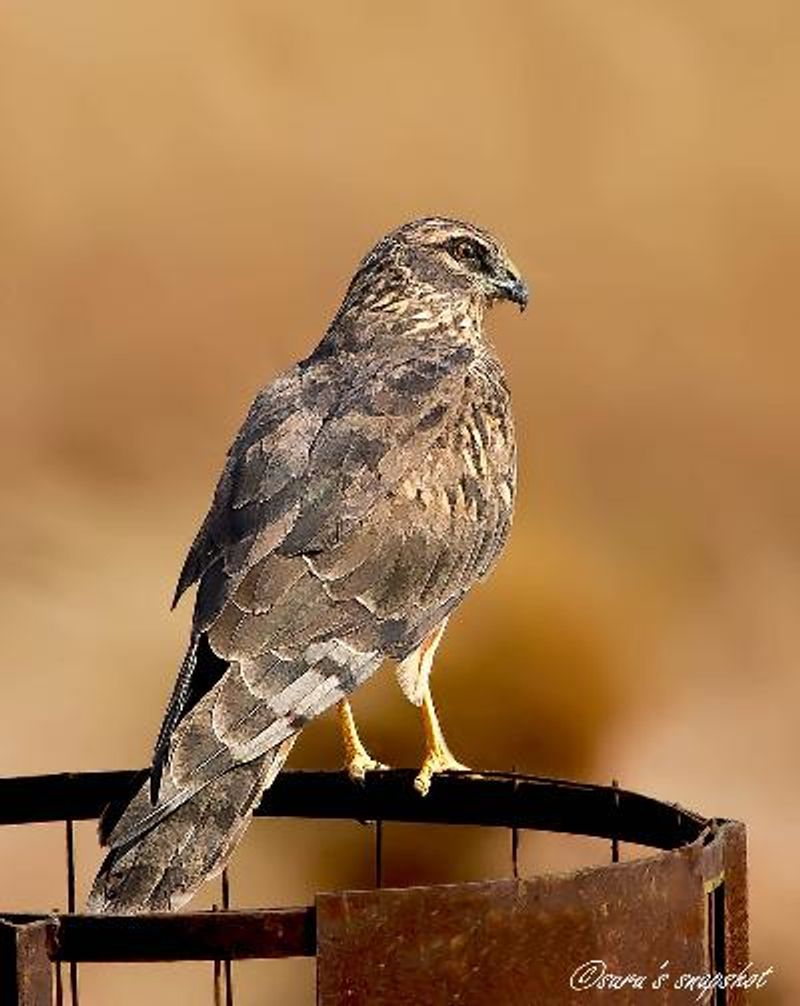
(321, 286, 487, 358)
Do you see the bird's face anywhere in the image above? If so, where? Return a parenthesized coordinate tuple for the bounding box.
(393, 217, 529, 312)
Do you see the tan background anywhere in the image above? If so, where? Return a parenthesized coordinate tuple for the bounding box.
(1, 1, 798, 1002)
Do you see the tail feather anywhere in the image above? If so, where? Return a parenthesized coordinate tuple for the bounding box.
(88, 625, 382, 913)
(87, 737, 295, 914)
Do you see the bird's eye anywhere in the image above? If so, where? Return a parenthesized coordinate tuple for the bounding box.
(450, 238, 483, 264)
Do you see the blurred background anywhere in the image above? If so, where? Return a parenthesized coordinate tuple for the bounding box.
(1, 1, 798, 1002)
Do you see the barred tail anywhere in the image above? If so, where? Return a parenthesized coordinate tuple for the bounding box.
(86, 738, 295, 914)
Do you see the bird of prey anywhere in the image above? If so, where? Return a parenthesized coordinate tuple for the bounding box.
(88, 216, 528, 913)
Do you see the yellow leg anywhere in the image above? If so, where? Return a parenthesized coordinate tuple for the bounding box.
(414, 686, 469, 796)
(338, 699, 387, 782)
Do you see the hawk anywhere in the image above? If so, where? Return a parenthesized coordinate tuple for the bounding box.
(88, 217, 528, 913)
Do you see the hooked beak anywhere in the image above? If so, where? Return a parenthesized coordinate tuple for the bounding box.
(493, 269, 530, 311)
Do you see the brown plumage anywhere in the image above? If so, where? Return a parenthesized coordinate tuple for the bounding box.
(88, 217, 528, 913)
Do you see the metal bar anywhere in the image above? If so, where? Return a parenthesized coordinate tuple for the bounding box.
(374, 819, 383, 889)
(64, 820, 79, 1006)
(213, 958, 222, 1006)
(0, 771, 139, 825)
(0, 919, 54, 1006)
(511, 825, 520, 879)
(221, 871, 233, 1006)
(221, 871, 230, 910)
(0, 769, 709, 850)
(52, 907, 63, 1006)
(511, 771, 520, 879)
(611, 778, 620, 863)
(65, 821, 76, 914)
(54, 954, 63, 1006)
(211, 903, 222, 1006)
(22, 909, 316, 963)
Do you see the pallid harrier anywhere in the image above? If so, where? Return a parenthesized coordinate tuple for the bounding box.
(88, 217, 528, 913)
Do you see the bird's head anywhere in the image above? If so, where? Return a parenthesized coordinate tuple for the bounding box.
(341, 217, 529, 326)
(389, 217, 529, 312)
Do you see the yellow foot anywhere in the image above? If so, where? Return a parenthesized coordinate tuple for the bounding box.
(345, 750, 389, 783)
(338, 698, 388, 783)
(414, 686, 469, 795)
(414, 749, 470, 796)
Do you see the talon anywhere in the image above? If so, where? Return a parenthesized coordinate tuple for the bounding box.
(414, 750, 469, 796)
(338, 699, 388, 784)
(346, 752, 389, 783)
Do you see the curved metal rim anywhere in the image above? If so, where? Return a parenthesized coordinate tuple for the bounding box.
(0, 767, 711, 849)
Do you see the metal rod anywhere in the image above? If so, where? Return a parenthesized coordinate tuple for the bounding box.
(55, 959, 64, 1006)
(65, 819, 79, 1005)
(221, 870, 233, 1006)
(212, 903, 222, 1006)
(214, 959, 222, 1006)
(511, 770, 520, 879)
(53, 907, 64, 1006)
(221, 870, 230, 911)
(375, 818, 383, 888)
(611, 780, 620, 864)
(224, 956, 233, 1002)
(66, 821, 76, 914)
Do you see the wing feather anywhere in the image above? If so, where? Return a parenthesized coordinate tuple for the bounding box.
(134, 343, 514, 834)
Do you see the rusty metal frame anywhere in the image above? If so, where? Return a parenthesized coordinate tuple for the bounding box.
(0, 769, 747, 1005)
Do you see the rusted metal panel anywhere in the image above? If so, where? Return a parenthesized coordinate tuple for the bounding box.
(0, 920, 54, 1006)
(316, 822, 747, 1006)
(715, 821, 749, 998)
